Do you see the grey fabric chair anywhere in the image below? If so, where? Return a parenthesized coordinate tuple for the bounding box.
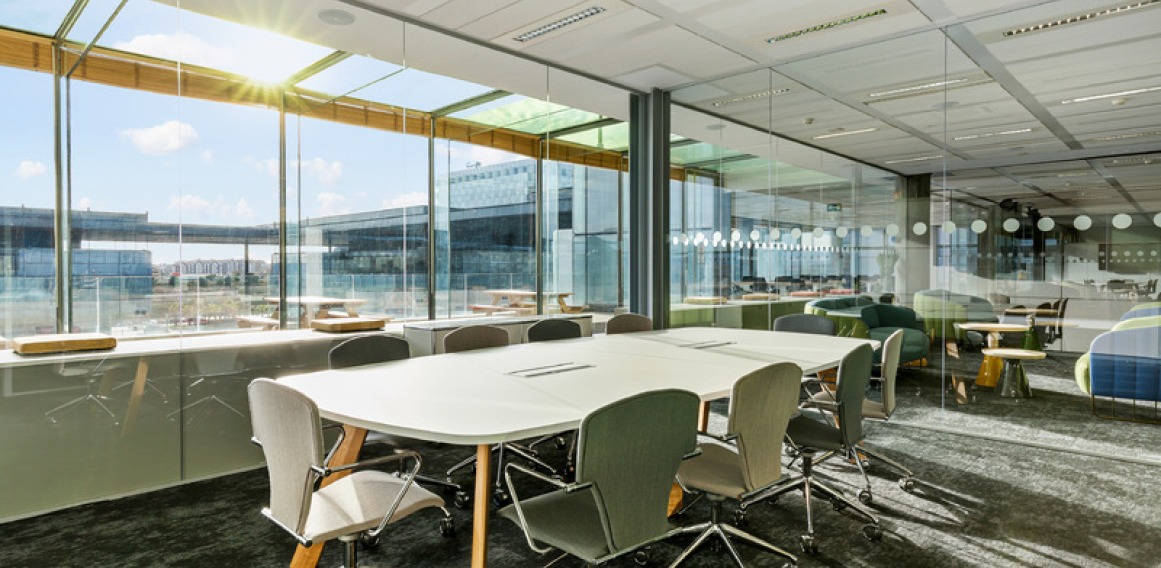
(773, 313, 837, 335)
(442, 325, 557, 504)
(498, 389, 700, 566)
(671, 363, 801, 567)
(442, 324, 509, 354)
(525, 318, 582, 342)
(606, 313, 653, 334)
(804, 329, 915, 491)
(328, 335, 464, 502)
(248, 378, 452, 568)
(770, 343, 882, 554)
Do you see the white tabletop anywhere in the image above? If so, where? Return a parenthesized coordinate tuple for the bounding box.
(278, 327, 878, 446)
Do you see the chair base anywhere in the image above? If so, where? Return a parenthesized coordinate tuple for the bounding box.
(447, 442, 557, 504)
(768, 452, 881, 552)
(670, 499, 796, 567)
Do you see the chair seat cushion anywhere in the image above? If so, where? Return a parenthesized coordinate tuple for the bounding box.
(676, 442, 746, 499)
(805, 392, 887, 420)
(303, 470, 444, 544)
(497, 486, 611, 563)
(868, 327, 928, 363)
(785, 413, 845, 452)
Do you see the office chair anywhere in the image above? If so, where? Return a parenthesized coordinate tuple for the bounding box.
(525, 319, 583, 461)
(803, 329, 915, 492)
(1045, 297, 1069, 346)
(328, 335, 465, 507)
(499, 389, 700, 566)
(524, 318, 581, 342)
(770, 343, 882, 554)
(605, 312, 653, 334)
(773, 313, 837, 335)
(671, 362, 801, 567)
(45, 358, 127, 426)
(167, 349, 246, 422)
(442, 325, 557, 505)
(248, 379, 453, 568)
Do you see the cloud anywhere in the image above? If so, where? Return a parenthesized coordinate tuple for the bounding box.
(255, 157, 344, 187)
(16, 160, 46, 179)
(299, 157, 343, 187)
(120, 120, 199, 155)
(315, 192, 351, 216)
(201, 149, 214, 165)
(384, 191, 427, 209)
(76, 197, 93, 210)
(114, 32, 234, 70)
(235, 198, 254, 219)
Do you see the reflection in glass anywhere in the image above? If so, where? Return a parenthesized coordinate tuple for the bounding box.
(1112, 214, 1133, 229)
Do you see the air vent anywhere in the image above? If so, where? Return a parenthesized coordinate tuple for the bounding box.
(514, 6, 606, 42)
(766, 9, 887, 43)
(710, 88, 790, 107)
(1003, 0, 1161, 37)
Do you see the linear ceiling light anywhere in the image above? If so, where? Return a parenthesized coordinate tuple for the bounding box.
(813, 127, 878, 140)
(766, 9, 887, 43)
(884, 154, 943, 164)
(869, 78, 967, 98)
(711, 88, 791, 107)
(1090, 130, 1161, 141)
(1003, 0, 1161, 37)
(514, 6, 606, 42)
(1061, 85, 1161, 104)
(953, 128, 1032, 141)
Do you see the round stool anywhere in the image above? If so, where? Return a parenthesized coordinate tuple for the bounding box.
(981, 348, 1046, 398)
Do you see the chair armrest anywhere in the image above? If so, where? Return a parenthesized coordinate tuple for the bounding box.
(321, 423, 346, 466)
(503, 462, 594, 555)
(314, 450, 426, 539)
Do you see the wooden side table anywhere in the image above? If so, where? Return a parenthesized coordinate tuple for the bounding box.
(981, 348, 1046, 398)
(955, 323, 1029, 388)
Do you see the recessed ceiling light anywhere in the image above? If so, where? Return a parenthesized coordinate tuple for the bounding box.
(710, 88, 791, 107)
(884, 155, 943, 164)
(1090, 130, 1161, 141)
(514, 6, 606, 42)
(813, 127, 878, 140)
(317, 9, 355, 26)
(766, 9, 888, 43)
(1061, 85, 1161, 104)
(869, 78, 967, 98)
(1003, 0, 1161, 37)
(953, 128, 1032, 141)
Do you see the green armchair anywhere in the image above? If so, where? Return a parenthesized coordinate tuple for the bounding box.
(858, 303, 930, 365)
(913, 289, 998, 343)
(804, 296, 876, 337)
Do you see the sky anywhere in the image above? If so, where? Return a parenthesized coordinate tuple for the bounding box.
(0, 0, 532, 264)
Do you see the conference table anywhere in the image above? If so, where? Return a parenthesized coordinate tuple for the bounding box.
(279, 327, 877, 567)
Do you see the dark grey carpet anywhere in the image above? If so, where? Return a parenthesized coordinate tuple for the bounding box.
(2, 349, 1160, 567)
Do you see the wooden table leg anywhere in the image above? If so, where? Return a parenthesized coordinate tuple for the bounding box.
(697, 401, 711, 431)
(472, 444, 491, 568)
(290, 425, 368, 568)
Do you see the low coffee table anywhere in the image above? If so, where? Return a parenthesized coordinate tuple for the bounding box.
(981, 348, 1046, 398)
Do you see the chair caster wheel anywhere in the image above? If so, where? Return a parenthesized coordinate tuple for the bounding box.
(899, 477, 915, 492)
(491, 489, 510, 507)
(799, 535, 818, 555)
(359, 532, 380, 548)
(438, 517, 455, 537)
(553, 436, 568, 450)
(831, 499, 847, 512)
(858, 489, 873, 505)
(863, 524, 883, 542)
(785, 446, 801, 459)
(633, 547, 651, 565)
(733, 509, 748, 528)
(452, 491, 470, 509)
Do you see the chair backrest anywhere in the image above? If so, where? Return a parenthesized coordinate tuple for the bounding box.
(834, 343, 874, 447)
(443, 324, 510, 353)
(248, 378, 325, 537)
(575, 389, 698, 553)
(773, 313, 836, 335)
(728, 362, 803, 491)
(1089, 325, 1161, 400)
(605, 313, 653, 334)
(525, 318, 581, 342)
(329, 335, 411, 369)
(878, 329, 905, 417)
(1121, 306, 1161, 321)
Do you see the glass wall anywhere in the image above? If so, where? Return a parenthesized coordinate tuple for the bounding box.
(0, 2, 631, 520)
